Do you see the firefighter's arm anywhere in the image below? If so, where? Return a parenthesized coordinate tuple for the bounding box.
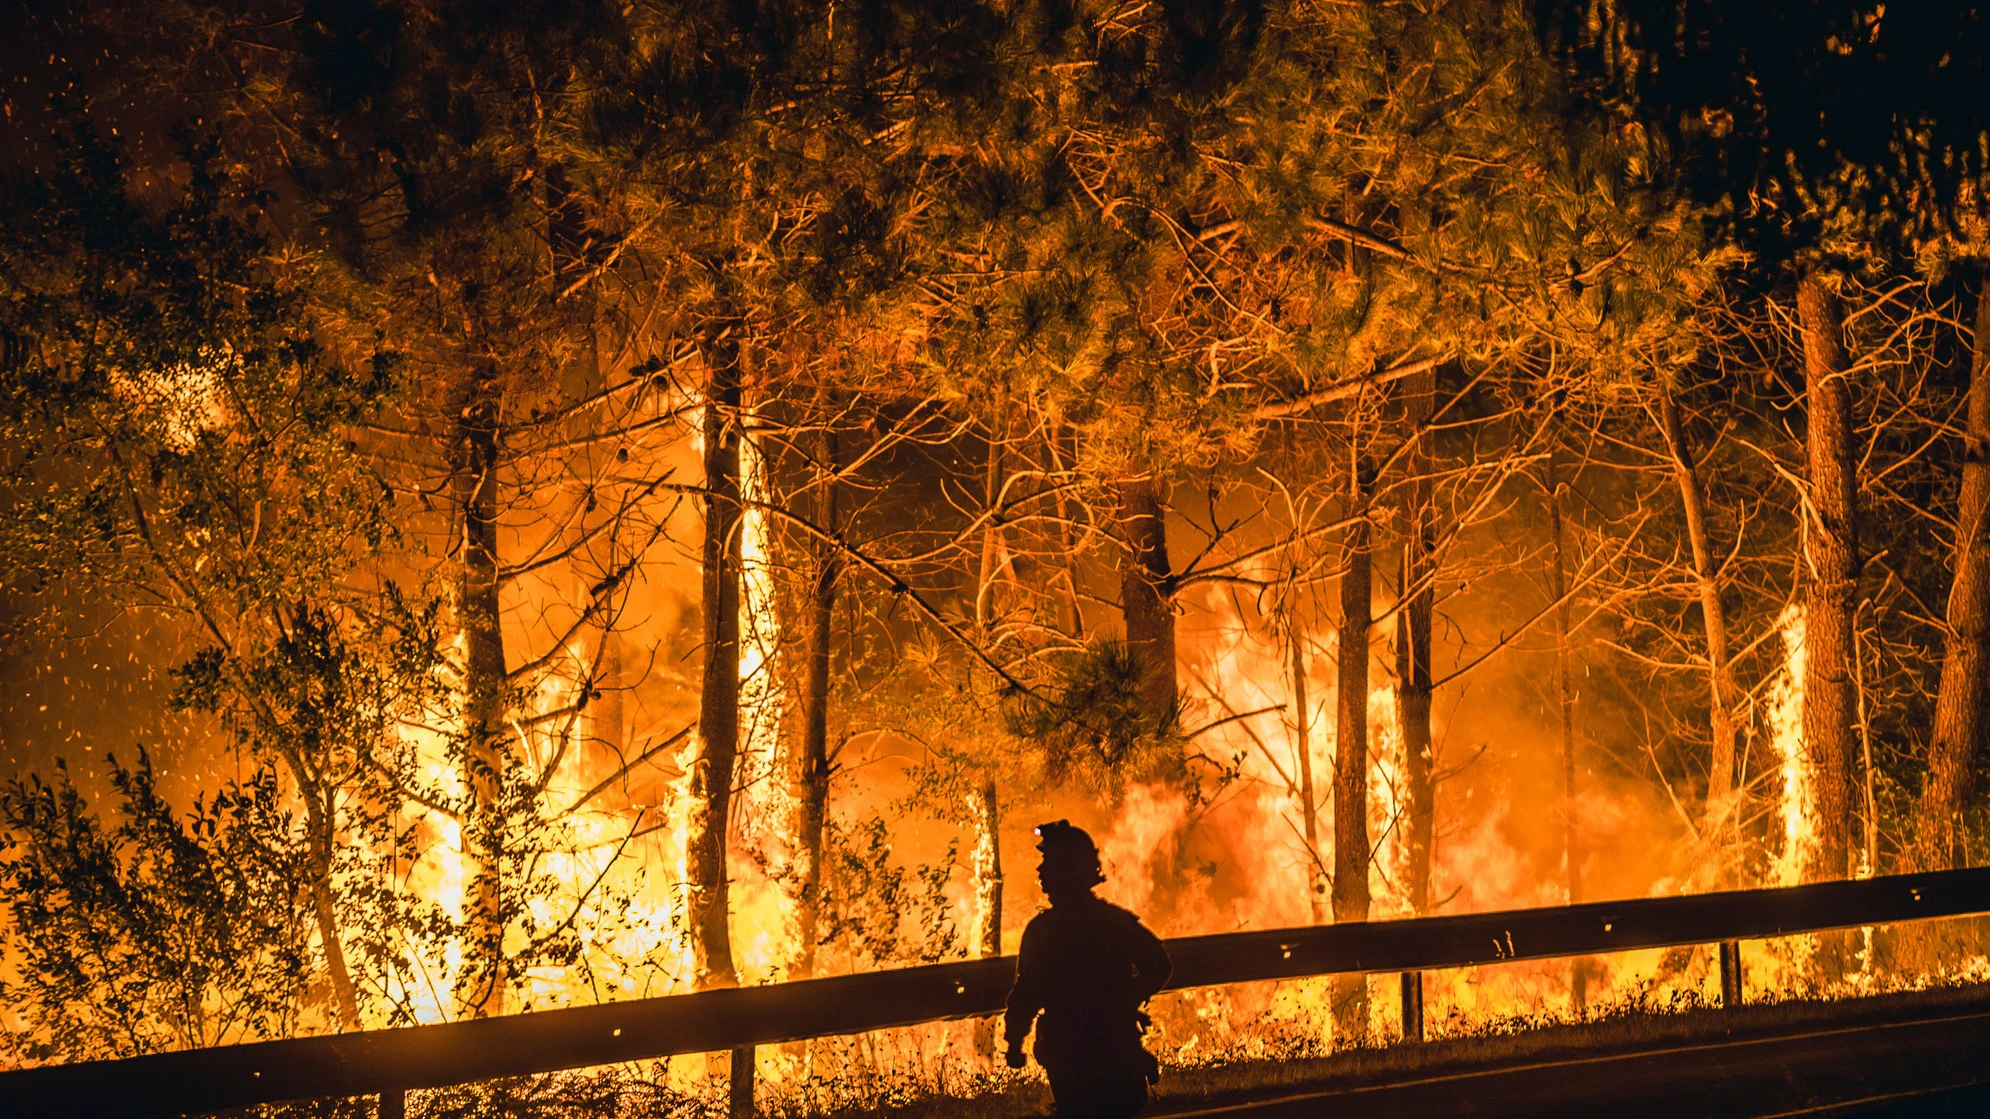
(1127, 915, 1173, 1004)
(1003, 922, 1046, 1067)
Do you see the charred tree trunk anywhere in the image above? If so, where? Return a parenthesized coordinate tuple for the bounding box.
(978, 424, 1012, 636)
(968, 778, 1004, 1057)
(1290, 621, 1328, 924)
(565, 188, 627, 793)
(968, 781, 1003, 959)
(1332, 457, 1373, 1042)
(1655, 382, 1739, 857)
(788, 428, 838, 981)
(1396, 366, 1437, 916)
(1797, 271, 1860, 888)
(1920, 282, 1990, 871)
(299, 777, 359, 1027)
(1045, 428, 1086, 639)
(970, 427, 1009, 1057)
(687, 323, 744, 990)
(454, 363, 510, 1018)
(1546, 438, 1586, 1010)
(587, 634, 625, 786)
(1118, 477, 1177, 720)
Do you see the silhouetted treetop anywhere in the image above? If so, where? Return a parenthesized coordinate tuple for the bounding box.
(1540, 0, 1990, 258)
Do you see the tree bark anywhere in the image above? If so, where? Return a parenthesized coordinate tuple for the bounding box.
(686, 323, 743, 990)
(1919, 282, 1990, 871)
(1291, 621, 1328, 924)
(1045, 427, 1086, 639)
(586, 633, 626, 797)
(568, 215, 627, 804)
(968, 781, 1003, 959)
(967, 777, 1004, 1057)
(300, 779, 359, 1028)
(1395, 365, 1436, 916)
(1118, 477, 1177, 717)
(454, 362, 510, 1017)
(1332, 457, 1373, 1042)
(787, 428, 838, 981)
(1797, 271, 1860, 887)
(1655, 381, 1739, 854)
(1546, 438, 1586, 1011)
(970, 425, 1010, 1058)
(978, 424, 1012, 636)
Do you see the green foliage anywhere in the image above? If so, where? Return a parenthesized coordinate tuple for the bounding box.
(1004, 639, 1185, 791)
(173, 594, 445, 773)
(818, 815, 961, 969)
(0, 106, 436, 1051)
(1541, 0, 1990, 262)
(3, 0, 1985, 1077)
(0, 751, 317, 1060)
(769, 0, 1733, 640)
(0, 114, 393, 614)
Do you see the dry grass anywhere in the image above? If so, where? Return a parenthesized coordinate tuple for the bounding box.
(1142, 978, 1990, 1115)
(228, 974, 1990, 1119)
(787, 975, 1990, 1119)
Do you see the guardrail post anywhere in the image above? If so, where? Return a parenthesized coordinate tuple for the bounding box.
(1718, 939, 1743, 1007)
(1399, 970, 1424, 1043)
(378, 1088, 405, 1119)
(729, 1044, 756, 1117)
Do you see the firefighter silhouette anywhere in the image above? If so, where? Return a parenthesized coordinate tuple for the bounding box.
(1004, 820, 1172, 1119)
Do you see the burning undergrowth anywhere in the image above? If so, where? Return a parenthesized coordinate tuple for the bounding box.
(2, 536, 1972, 1093)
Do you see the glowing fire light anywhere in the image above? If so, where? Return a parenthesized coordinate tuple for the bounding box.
(1767, 604, 1814, 890)
(308, 473, 1891, 1109)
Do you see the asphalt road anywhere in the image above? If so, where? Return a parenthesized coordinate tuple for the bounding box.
(1162, 1005, 1990, 1118)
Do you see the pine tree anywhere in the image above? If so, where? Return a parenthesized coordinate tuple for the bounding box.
(1542, 0, 1990, 882)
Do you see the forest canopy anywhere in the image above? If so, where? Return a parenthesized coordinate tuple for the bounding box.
(2, 0, 1988, 1093)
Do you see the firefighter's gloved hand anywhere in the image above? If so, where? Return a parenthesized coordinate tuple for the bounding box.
(1004, 1044, 1027, 1070)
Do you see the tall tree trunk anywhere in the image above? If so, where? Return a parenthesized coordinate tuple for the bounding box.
(1332, 457, 1373, 1043)
(454, 363, 509, 1017)
(1797, 271, 1860, 888)
(567, 206, 627, 798)
(587, 634, 626, 791)
(967, 778, 1004, 1057)
(788, 428, 838, 981)
(1546, 438, 1586, 1011)
(1919, 282, 1990, 871)
(300, 778, 359, 1027)
(970, 426, 1009, 1057)
(1045, 427, 1086, 638)
(1655, 381, 1739, 858)
(1118, 477, 1176, 718)
(1396, 366, 1436, 916)
(686, 324, 743, 990)
(978, 423, 1012, 635)
(968, 781, 1003, 959)
(1290, 620, 1327, 924)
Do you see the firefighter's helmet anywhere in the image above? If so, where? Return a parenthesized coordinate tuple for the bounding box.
(1033, 819, 1105, 888)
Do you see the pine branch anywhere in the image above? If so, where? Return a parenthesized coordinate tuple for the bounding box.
(1254, 353, 1453, 421)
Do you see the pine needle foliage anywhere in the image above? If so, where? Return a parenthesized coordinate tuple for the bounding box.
(1004, 638, 1185, 790)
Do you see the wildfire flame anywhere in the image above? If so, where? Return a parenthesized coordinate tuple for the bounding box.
(317, 446, 1881, 1109)
(1767, 604, 1814, 890)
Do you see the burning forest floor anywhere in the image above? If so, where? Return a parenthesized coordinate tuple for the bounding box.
(1134, 974, 1990, 1118)
(211, 962, 1990, 1119)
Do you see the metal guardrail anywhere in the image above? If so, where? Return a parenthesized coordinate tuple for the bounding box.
(6, 865, 1989, 1118)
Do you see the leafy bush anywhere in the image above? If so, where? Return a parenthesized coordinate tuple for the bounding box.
(819, 815, 961, 970)
(0, 750, 318, 1061)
